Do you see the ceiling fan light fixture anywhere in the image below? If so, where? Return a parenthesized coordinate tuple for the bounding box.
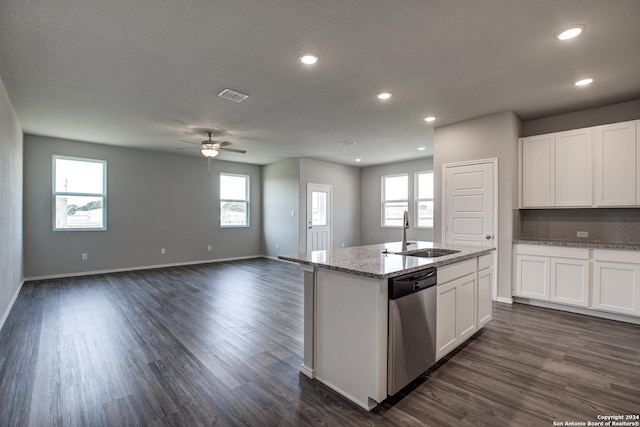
(201, 144, 219, 158)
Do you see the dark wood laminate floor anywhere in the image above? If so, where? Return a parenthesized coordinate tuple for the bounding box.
(1, 258, 638, 426)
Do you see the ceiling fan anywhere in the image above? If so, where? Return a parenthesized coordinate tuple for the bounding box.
(177, 131, 247, 175)
(177, 131, 247, 157)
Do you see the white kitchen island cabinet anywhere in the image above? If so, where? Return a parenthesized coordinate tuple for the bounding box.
(435, 258, 478, 361)
(280, 241, 494, 410)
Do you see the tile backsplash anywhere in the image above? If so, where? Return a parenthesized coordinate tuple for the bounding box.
(518, 208, 640, 244)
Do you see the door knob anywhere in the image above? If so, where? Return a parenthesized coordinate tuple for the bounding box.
(485, 235, 492, 239)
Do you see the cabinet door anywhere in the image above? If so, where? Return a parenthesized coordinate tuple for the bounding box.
(555, 128, 592, 206)
(477, 267, 492, 328)
(456, 274, 477, 342)
(550, 257, 589, 307)
(521, 134, 555, 207)
(516, 255, 550, 300)
(637, 120, 640, 205)
(593, 261, 640, 316)
(436, 273, 478, 361)
(436, 280, 458, 360)
(593, 121, 636, 206)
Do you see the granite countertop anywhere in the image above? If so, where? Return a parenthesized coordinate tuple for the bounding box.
(278, 241, 495, 279)
(514, 238, 640, 251)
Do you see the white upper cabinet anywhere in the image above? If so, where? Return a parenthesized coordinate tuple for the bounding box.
(520, 119, 639, 208)
(593, 121, 637, 206)
(520, 134, 555, 207)
(555, 128, 592, 207)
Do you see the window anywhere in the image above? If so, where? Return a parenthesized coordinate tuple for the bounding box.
(416, 171, 434, 228)
(220, 173, 249, 227)
(382, 174, 408, 227)
(53, 155, 106, 230)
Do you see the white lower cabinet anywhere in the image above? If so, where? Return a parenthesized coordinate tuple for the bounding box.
(515, 245, 640, 319)
(436, 258, 478, 361)
(592, 250, 640, 316)
(477, 254, 493, 328)
(516, 254, 550, 300)
(550, 257, 589, 307)
(515, 245, 589, 307)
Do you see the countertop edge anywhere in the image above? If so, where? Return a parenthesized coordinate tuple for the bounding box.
(514, 239, 640, 251)
(279, 247, 495, 280)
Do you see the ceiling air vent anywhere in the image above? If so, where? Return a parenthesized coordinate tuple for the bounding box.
(217, 89, 249, 103)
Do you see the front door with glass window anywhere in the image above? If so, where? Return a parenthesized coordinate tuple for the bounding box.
(306, 183, 332, 252)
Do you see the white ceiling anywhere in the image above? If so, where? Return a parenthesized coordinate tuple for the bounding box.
(1, 0, 639, 166)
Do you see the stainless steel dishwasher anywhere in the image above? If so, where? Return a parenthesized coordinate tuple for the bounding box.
(388, 267, 437, 395)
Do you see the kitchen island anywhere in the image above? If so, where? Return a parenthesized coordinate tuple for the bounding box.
(279, 241, 495, 410)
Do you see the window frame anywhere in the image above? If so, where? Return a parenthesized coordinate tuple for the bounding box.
(220, 172, 250, 228)
(415, 170, 434, 229)
(381, 173, 409, 228)
(52, 155, 107, 231)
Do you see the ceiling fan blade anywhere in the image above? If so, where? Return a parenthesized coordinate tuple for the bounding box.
(216, 141, 231, 147)
(217, 147, 246, 154)
(175, 146, 199, 150)
(178, 139, 200, 146)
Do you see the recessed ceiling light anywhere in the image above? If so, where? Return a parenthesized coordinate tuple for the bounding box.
(299, 53, 319, 65)
(354, 158, 362, 162)
(424, 116, 436, 122)
(574, 77, 594, 86)
(418, 146, 426, 151)
(377, 92, 392, 100)
(555, 25, 585, 41)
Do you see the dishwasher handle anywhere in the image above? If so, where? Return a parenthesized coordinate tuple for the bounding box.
(389, 268, 437, 300)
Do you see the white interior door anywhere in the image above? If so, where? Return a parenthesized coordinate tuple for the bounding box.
(307, 183, 332, 252)
(443, 160, 496, 248)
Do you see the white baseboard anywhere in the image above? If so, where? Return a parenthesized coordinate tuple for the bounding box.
(495, 296, 513, 304)
(24, 255, 266, 282)
(299, 364, 315, 379)
(0, 279, 25, 333)
(513, 297, 640, 325)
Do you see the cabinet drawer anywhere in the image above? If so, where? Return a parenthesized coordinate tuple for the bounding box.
(478, 253, 493, 270)
(516, 244, 588, 259)
(593, 249, 640, 264)
(439, 258, 476, 284)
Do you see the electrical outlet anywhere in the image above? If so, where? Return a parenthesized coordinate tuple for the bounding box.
(161, 248, 166, 254)
(577, 231, 588, 238)
(276, 243, 279, 249)
(342, 242, 345, 247)
(290, 210, 295, 217)
(81, 253, 88, 260)
(207, 245, 212, 251)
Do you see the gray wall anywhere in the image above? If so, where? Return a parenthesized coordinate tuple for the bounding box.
(23, 135, 262, 278)
(298, 158, 360, 253)
(360, 158, 434, 245)
(434, 112, 521, 301)
(262, 158, 300, 257)
(522, 99, 640, 136)
(0, 77, 23, 328)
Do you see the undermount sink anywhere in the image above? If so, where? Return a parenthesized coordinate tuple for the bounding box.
(395, 248, 461, 258)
